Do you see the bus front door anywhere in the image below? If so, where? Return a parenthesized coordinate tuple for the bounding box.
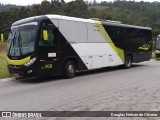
(37, 27, 62, 76)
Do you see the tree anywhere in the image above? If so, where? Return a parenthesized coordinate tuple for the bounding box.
(93, 0, 97, 6)
(40, 0, 51, 14)
(64, 0, 88, 18)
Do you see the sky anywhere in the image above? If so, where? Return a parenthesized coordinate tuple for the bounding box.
(0, 0, 159, 6)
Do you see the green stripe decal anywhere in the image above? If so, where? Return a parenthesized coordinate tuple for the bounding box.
(138, 44, 151, 51)
(94, 21, 125, 63)
(156, 50, 160, 54)
(7, 56, 31, 65)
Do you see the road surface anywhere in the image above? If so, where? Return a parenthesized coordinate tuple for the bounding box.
(0, 60, 160, 120)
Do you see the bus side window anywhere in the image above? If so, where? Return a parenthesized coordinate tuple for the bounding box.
(106, 26, 116, 42)
(106, 26, 126, 43)
(39, 29, 57, 46)
(144, 30, 152, 42)
(111, 29, 126, 43)
(115, 29, 125, 42)
(128, 30, 143, 43)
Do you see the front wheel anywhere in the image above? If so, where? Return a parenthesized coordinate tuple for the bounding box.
(124, 56, 132, 69)
(64, 60, 76, 78)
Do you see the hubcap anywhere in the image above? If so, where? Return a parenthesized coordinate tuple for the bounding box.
(68, 64, 74, 73)
(126, 58, 131, 67)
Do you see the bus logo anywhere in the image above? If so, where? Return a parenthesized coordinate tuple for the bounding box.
(138, 44, 151, 50)
(2, 112, 11, 117)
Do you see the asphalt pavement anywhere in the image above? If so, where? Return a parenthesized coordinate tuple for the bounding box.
(0, 60, 160, 120)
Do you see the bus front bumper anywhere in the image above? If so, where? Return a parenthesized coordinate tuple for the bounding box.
(8, 64, 36, 78)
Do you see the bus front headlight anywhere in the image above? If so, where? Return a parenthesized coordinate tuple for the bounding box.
(24, 57, 36, 67)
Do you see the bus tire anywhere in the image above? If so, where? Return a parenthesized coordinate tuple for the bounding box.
(124, 55, 132, 69)
(64, 60, 76, 78)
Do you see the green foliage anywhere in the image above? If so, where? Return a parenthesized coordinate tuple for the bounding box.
(99, 1, 160, 39)
(0, 43, 11, 79)
(64, 0, 88, 18)
(0, 0, 160, 39)
(152, 51, 156, 59)
(0, 3, 22, 11)
(0, 52, 11, 79)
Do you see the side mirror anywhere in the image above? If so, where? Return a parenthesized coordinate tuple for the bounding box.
(1, 33, 4, 42)
(43, 30, 48, 41)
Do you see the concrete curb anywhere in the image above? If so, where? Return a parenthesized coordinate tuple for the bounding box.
(0, 77, 15, 82)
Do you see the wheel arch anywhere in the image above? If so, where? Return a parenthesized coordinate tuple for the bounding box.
(125, 53, 133, 62)
(63, 56, 79, 70)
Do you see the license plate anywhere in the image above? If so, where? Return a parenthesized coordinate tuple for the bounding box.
(13, 73, 19, 78)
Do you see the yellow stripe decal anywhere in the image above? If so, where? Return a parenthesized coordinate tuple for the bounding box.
(94, 21, 125, 63)
(7, 56, 31, 65)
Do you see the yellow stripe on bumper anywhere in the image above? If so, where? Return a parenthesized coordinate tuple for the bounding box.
(7, 56, 31, 66)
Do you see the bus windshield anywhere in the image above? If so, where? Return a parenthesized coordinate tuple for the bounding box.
(8, 22, 37, 56)
(156, 35, 160, 50)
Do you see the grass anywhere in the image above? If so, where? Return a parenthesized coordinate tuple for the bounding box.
(0, 42, 11, 79)
(152, 51, 156, 59)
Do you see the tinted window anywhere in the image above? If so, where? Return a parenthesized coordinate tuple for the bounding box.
(105, 26, 127, 43)
(19, 30, 36, 54)
(128, 30, 144, 43)
(39, 28, 57, 46)
(143, 30, 152, 42)
(8, 23, 37, 56)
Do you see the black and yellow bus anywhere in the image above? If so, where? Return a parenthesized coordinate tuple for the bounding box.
(2, 15, 152, 78)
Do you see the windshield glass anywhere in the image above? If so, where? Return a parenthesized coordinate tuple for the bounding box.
(8, 26, 19, 56)
(8, 22, 37, 56)
(156, 35, 160, 50)
(19, 30, 36, 55)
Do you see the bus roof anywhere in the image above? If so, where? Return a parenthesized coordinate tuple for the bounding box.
(46, 14, 151, 30)
(12, 14, 152, 30)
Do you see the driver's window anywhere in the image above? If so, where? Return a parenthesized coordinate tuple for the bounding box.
(39, 28, 57, 46)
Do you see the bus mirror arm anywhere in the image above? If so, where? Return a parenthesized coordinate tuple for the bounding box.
(1, 28, 11, 42)
(1, 33, 4, 42)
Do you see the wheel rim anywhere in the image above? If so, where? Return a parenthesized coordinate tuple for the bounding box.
(126, 58, 131, 67)
(68, 64, 74, 73)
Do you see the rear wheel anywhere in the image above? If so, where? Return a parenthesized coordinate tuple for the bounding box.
(64, 60, 76, 78)
(124, 55, 132, 69)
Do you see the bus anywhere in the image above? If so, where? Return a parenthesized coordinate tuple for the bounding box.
(156, 35, 160, 59)
(4, 15, 152, 78)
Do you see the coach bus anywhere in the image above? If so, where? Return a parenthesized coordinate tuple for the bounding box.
(4, 15, 152, 78)
(156, 35, 160, 59)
